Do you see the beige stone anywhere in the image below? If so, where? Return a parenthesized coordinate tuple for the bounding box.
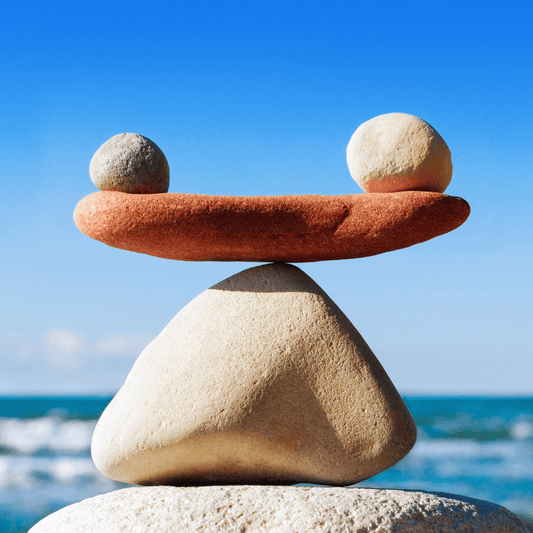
(347, 113, 453, 193)
(29, 486, 529, 532)
(90, 133, 169, 194)
(92, 263, 416, 486)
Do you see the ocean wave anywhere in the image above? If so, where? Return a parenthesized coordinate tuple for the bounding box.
(0, 455, 116, 490)
(402, 439, 533, 481)
(414, 414, 533, 442)
(411, 438, 527, 458)
(510, 419, 533, 440)
(0, 416, 95, 456)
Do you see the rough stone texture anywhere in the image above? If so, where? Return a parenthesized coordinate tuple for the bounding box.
(73, 190, 470, 262)
(90, 133, 169, 194)
(347, 113, 453, 193)
(92, 263, 416, 486)
(29, 486, 529, 532)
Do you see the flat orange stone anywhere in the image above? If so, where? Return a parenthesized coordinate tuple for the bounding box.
(73, 191, 470, 262)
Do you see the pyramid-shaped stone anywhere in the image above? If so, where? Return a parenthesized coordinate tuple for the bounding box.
(92, 263, 416, 486)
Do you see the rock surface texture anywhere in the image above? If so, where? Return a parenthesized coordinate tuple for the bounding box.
(347, 113, 453, 193)
(90, 133, 169, 194)
(74, 190, 470, 262)
(29, 486, 529, 532)
(91, 263, 416, 486)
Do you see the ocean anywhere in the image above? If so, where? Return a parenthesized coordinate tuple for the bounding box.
(1, 395, 532, 532)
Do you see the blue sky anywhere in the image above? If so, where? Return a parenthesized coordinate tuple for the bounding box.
(1, 0, 532, 395)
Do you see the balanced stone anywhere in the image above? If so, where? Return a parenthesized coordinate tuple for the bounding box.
(29, 486, 529, 532)
(90, 133, 169, 194)
(91, 263, 416, 486)
(73, 190, 470, 262)
(347, 113, 453, 193)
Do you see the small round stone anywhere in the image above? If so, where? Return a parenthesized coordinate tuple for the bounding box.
(90, 133, 169, 194)
(346, 113, 453, 193)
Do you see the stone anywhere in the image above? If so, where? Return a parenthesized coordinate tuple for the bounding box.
(90, 133, 169, 194)
(347, 113, 453, 193)
(91, 263, 416, 486)
(73, 190, 470, 262)
(29, 486, 529, 532)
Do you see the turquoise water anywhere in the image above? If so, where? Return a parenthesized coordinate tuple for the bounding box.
(1, 395, 531, 532)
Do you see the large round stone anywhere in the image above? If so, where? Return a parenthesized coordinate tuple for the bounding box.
(29, 486, 529, 532)
(90, 133, 169, 194)
(347, 113, 453, 193)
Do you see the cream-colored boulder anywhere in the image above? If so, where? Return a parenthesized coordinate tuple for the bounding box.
(92, 263, 416, 486)
(347, 113, 453, 193)
(29, 486, 529, 532)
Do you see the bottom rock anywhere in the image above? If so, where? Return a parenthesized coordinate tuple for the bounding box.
(29, 486, 527, 532)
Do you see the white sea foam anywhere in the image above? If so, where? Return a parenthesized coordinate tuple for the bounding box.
(406, 438, 533, 481)
(0, 416, 95, 455)
(50, 457, 102, 483)
(411, 437, 525, 459)
(511, 419, 533, 440)
(0, 455, 115, 490)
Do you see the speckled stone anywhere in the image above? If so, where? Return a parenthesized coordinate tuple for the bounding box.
(91, 263, 416, 486)
(347, 113, 453, 193)
(73, 191, 470, 262)
(90, 133, 169, 194)
(29, 486, 529, 532)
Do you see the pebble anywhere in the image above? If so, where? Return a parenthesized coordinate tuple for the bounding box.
(91, 263, 416, 486)
(89, 133, 169, 194)
(73, 190, 470, 262)
(29, 486, 529, 532)
(347, 113, 453, 193)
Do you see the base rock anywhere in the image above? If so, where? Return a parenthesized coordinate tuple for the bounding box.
(29, 486, 528, 532)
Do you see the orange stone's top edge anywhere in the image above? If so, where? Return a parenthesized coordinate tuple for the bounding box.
(75, 190, 466, 201)
(73, 191, 470, 262)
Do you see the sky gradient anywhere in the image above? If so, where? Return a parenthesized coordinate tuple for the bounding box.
(1, 0, 532, 395)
